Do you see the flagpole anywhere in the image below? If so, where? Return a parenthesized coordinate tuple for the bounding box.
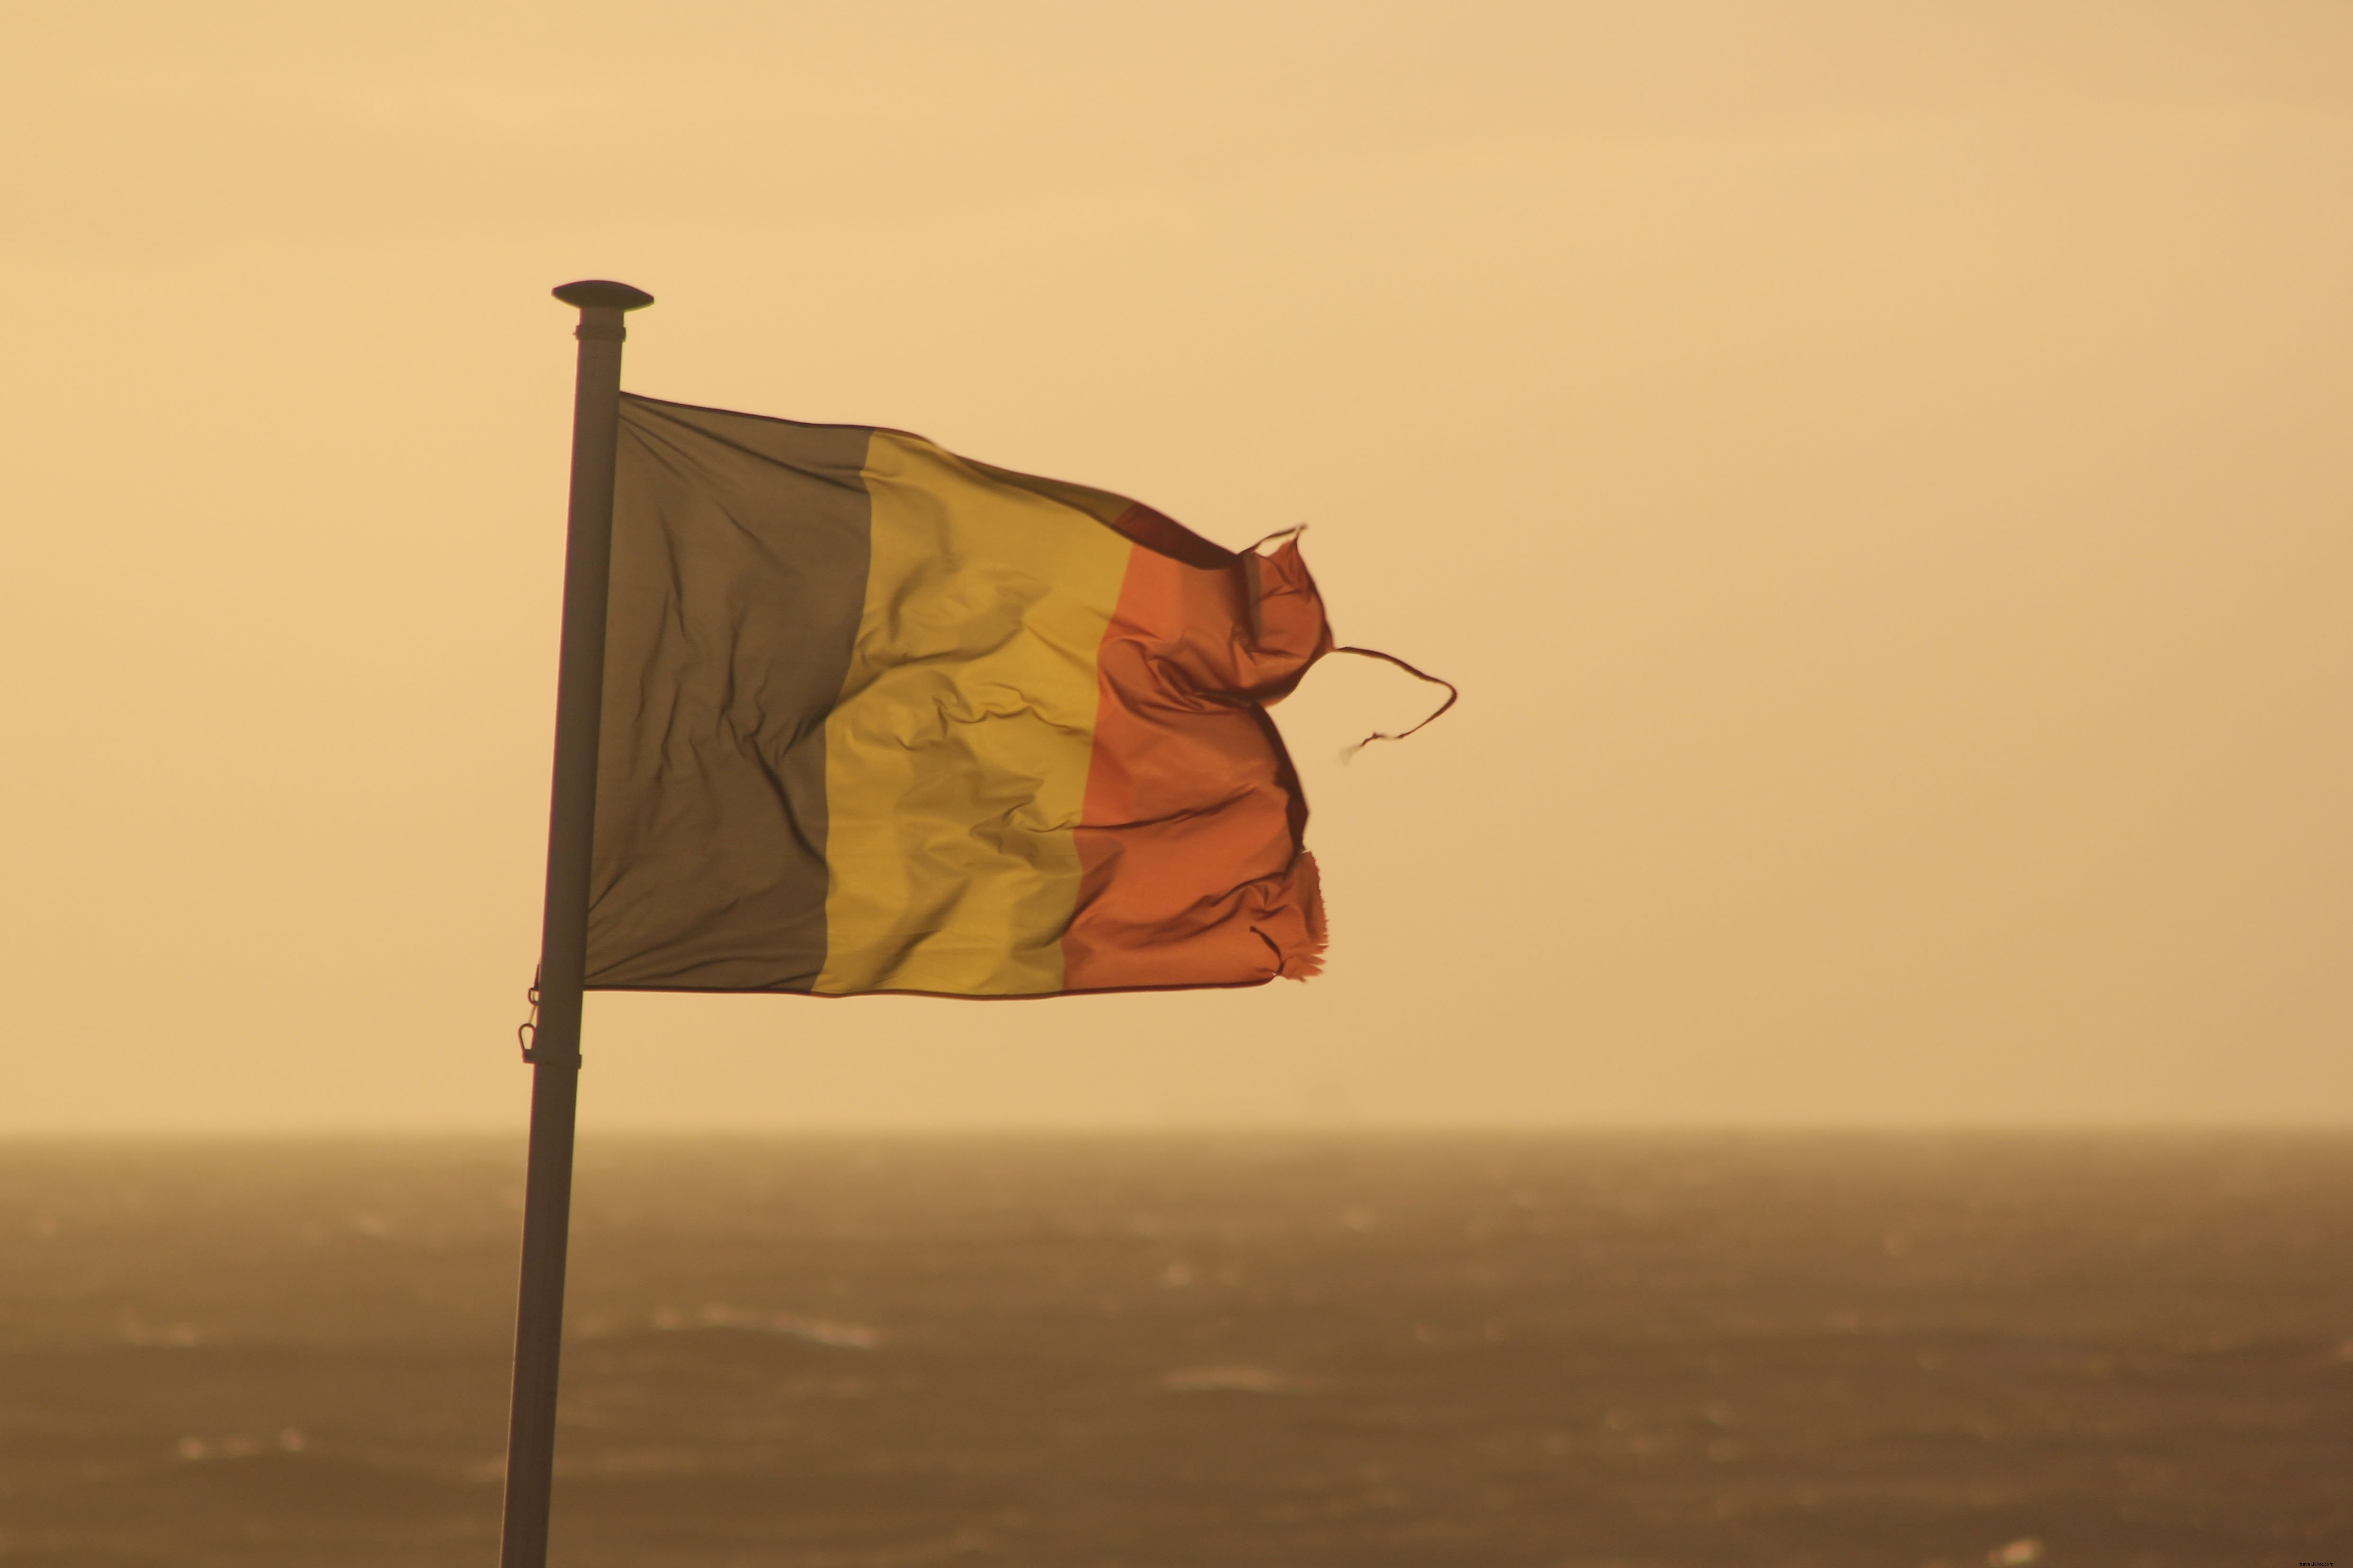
(499, 278, 653, 1568)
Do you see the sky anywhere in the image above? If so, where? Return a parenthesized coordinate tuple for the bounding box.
(3, 1, 2350, 1132)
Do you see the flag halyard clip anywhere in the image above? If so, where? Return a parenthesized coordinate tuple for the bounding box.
(516, 968, 542, 1063)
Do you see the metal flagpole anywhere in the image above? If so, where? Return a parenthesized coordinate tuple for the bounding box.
(499, 278, 653, 1568)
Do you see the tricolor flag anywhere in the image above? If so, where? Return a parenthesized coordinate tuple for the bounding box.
(584, 394, 1335, 998)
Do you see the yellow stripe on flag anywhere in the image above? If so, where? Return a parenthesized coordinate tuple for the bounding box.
(816, 431, 1136, 995)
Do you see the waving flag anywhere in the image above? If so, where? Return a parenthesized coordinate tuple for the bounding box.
(584, 393, 1333, 997)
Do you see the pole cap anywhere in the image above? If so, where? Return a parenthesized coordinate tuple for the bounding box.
(553, 280, 655, 311)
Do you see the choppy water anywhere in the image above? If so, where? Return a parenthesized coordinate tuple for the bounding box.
(0, 1133, 2346, 1567)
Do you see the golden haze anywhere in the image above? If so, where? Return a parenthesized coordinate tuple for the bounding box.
(2, 1, 2349, 1130)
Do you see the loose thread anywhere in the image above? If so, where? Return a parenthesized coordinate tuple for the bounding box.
(1331, 646, 1459, 760)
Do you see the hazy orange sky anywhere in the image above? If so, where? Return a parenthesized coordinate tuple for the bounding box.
(4, 2, 2349, 1131)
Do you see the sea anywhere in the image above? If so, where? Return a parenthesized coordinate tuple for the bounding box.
(0, 1133, 2344, 1568)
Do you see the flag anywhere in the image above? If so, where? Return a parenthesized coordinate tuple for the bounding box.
(583, 393, 1334, 998)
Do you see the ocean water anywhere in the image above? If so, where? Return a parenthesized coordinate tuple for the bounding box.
(0, 1133, 2345, 1568)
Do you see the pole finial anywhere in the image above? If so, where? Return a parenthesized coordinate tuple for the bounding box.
(552, 279, 654, 311)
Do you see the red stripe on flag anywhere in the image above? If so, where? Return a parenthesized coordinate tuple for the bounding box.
(1062, 535, 1333, 991)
